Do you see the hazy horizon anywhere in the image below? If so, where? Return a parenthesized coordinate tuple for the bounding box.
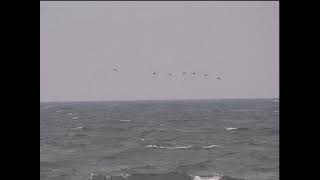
(41, 1, 279, 102)
(40, 97, 279, 104)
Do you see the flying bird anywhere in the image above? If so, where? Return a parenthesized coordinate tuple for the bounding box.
(204, 73, 209, 77)
(192, 72, 196, 75)
(217, 77, 222, 80)
(152, 72, 157, 75)
(112, 68, 118, 72)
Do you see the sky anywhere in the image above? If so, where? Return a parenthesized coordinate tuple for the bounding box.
(40, 1, 279, 102)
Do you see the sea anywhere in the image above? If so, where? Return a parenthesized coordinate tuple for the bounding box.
(40, 99, 279, 180)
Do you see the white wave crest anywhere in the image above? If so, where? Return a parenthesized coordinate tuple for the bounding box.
(89, 173, 112, 180)
(71, 117, 79, 120)
(202, 145, 220, 149)
(146, 145, 158, 148)
(159, 145, 193, 149)
(89, 173, 94, 180)
(121, 173, 130, 178)
(70, 126, 84, 130)
(193, 175, 222, 180)
(225, 127, 238, 131)
(146, 145, 193, 149)
(119, 120, 131, 122)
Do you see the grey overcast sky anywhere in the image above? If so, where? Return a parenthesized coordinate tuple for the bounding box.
(40, 1, 279, 102)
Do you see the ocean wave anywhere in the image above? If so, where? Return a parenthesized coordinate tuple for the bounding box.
(145, 145, 220, 150)
(146, 145, 158, 148)
(175, 160, 212, 172)
(71, 116, 79, 120)
(193, 175, 221, 180)
(159, 145, 193, 149)
(89, 172, 245, 180)
(119, 120, 132, 122)
(70, 126, 84, 131)
(202, 145, 221, 149)
(225, 127, 238, 131)
(145, 145, 192, 149)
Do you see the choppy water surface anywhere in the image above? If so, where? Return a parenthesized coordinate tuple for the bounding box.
(40, 99, 279, 180)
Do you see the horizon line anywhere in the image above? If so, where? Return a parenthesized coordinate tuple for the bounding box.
(40, 97, 279, 103)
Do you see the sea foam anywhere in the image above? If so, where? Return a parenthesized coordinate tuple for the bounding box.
(70, 126, 84, 130)
(159, 145, 193, 149)
(202, 145, 221, 149)
(225, 127, 238, 131)
(119, 120, 131, 122)
(193, 175, 221, 180)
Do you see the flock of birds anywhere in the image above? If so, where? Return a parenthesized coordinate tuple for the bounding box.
(112, 68, 222, 80)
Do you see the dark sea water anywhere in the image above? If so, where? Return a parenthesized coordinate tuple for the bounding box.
(40, 99, 279, 180)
